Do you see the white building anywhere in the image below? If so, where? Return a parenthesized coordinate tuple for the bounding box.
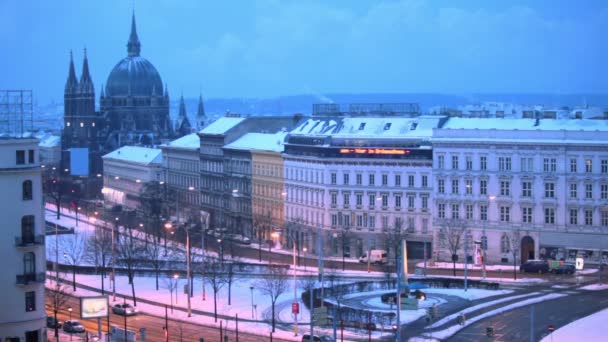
(432, 118, 608, 265)
(0, 137, 46, 341)
(102, 146, 163, 211)
(161, 133, 200, 220)
(283, 109, 444, 260)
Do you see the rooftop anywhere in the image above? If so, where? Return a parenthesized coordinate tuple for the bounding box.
(440, 118, 608, 131)
(164, 133, 199, 150)
(224, 132, 287, 152)
(199, 116, 246, 135)
(102, 145, 163, 164)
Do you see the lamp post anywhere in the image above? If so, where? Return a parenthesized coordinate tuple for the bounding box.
(112, 216, 118, 302)
(482, 195, 496, 280)
(217, 238, 224, 262)
(68, 306, 73, 341)
(293, 242, 298, 336)
(270, 232, 280, 265)
(250, 286, 255, 319)
(174, 273, 179, 306)
(303, 247, 308, 271)
(166, 222, 192, 317)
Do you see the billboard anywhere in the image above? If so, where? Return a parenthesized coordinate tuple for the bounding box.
(80, 296, 109, 319)
(70, 147, 89, 176)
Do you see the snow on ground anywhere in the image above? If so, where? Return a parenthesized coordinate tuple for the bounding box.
(579, 283, 608, 291)
(417, 262, 517, 271)
(421, 288, 512, 301)
(539, 308, 608, 342)
(426, 292, 540, 329)
(422, 293, 567, 340)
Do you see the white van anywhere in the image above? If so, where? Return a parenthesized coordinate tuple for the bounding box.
(359, 250, 388, 264)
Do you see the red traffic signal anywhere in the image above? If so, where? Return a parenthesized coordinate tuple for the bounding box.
(548, 324, 555, 332)
(292, 302, 299, 314)
(70, 201, 76, 208)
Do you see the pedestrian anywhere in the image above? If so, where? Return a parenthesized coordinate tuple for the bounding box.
(458, 312, 466, 326)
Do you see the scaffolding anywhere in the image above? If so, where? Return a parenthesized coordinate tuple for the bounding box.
(0, 90, 34, 136)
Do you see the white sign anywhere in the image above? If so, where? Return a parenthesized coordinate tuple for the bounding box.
(576, 257, 584, 270)
(80, 296, 109, 319)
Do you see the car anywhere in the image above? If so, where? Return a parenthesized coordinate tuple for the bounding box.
(63, 320, 85, 333)
(302, 335, 322, 342)
(46, 316, 62, 329)
(520, 260, 550, 273)
(232, 234, 251, 245)
(112, 303, 138, 316)
(552, 264, 575, 275)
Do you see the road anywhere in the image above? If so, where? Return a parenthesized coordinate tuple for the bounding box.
(448, 288, 608, 342)
(47, 294, 293, 342)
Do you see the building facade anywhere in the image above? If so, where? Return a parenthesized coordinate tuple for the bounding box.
(0, 138, 46, 341)
(432, 118, 608, 265)
(282, 104, 442, 260)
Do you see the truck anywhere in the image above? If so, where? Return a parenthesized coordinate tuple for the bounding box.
(359, 250, 388, 264)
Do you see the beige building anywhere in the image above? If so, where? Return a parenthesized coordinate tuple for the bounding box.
(0, 137, 46, 341)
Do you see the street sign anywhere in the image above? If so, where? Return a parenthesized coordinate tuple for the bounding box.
(292, 302, 299, 314)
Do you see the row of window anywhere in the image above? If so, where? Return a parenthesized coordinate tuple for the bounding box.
(436, 178, 608, 200)
(437, 203, 608, 226)
(437, 155, 608, 173)
(329, 212, 430, 233)
(16, 149, 35, 165)
(329, 192, 429, 210)
(329, 172, 429, 188)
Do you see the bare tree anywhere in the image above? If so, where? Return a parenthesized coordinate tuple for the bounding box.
(60, 232, 87, 291)
(327, 269, 348, 328)
(253, 211, 273, 262)
(162, 275, 179, 313)
(145, 238, 173, 291)
(85, 227, 112, 295)
(203, 257, 227, 322)
(299, 277, 318, 336)
(507, 229, 521, 280)
(382, 218, 408, 266)
(255, 267, 290, 332)
(115, 232, 144, 306)
(225, 261, 237, 305)
(46, 282, 72, 338)
(438, 219, 468, 276)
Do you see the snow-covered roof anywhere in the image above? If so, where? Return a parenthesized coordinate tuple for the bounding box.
(291, 116, 443, 139)
(441, 118, 608, 131)
(165, 133, 200, 150)
(199, 117, 246, 135)
(38, 134, 61, 148)
(102, 146, 163, 164)
(224, 132, 287, 152)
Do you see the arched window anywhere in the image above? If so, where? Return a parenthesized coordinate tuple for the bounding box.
(21, 215, 35, 244)
(22, 180, 33, 200)
(23, 252, 36, 275)
(501, 234, 511, 253)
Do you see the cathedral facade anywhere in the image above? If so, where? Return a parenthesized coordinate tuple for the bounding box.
(61, 13, 198, 196)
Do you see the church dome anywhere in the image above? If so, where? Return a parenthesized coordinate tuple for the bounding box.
(105, 56, 163, 97)
(104, 12, 163, 98)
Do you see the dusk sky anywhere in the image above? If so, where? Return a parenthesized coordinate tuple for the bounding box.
(1, 0, 607, 103)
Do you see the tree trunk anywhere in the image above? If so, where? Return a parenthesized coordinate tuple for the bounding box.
(72, 265, 76, 291)
(214, 290, 218, 322)
(54, 309, 59, 337)
(130, 273, 137, 306)
(228, 280, 232, 305)
(453, 260, 456, 276)
(101, 266, 105, 295)
(272, 302, 276, 332)
(55, 198, 60, 219)
(155, 268, 159, 290)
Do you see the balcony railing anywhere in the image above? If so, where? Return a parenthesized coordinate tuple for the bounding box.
(16, 272, 45, 285)
(15, 235, 45, 247)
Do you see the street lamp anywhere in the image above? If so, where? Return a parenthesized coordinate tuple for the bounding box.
(482, 195, 496, 280)
(166, 222, 192, 317)
(174, 273, 179, 306)
(270, 232, 280, 264)
(217, 238, 224, 262)
(68, 306, 73, 341)
(250, 286, 255, 319)
(302, 247, 308, 271)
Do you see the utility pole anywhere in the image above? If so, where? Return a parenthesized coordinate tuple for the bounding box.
(293, 242, 298, 336)
(530, 305, 535, 342)
(464, 233, 469, 292)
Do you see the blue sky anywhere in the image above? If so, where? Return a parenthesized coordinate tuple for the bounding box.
(1, 0, 607, 103)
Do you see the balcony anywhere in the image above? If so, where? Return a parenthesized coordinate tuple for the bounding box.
(15, 235, 45, 247)
(16, 272, 45, 285)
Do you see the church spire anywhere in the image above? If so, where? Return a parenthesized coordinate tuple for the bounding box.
(178, 94, 187, 118)
(79, 48, 94, 94)
(197, 93, 206, 130)
(127, 11, 141, 57)
(65, 50, 78, 93)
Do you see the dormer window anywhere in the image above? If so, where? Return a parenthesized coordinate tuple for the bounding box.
(384, 123, 392, 130)
(359, 123, 366, 130)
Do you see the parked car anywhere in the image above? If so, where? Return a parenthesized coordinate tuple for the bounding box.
(46, 316, 62, 329)
(552, 264, 576, 275)
(520, 260, 550, 273)
(112, 303, 138, 316)
(232, 234, 251, 245)
(302, 335, 322, 342)
(359, 250, 388, 264)
(63, 320, 85, 333)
